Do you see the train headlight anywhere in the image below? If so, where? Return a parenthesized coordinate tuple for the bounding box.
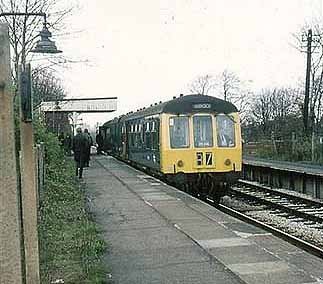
(177, 160, 184, 167)
(224, 159, 231, 166)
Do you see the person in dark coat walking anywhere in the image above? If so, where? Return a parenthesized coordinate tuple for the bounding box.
(84, 128, 93, 167)
(96, 131, 104, 155)
(58, 132, 65, 147)
(63, 134, 72, 155)
(72, 128, 89, 178)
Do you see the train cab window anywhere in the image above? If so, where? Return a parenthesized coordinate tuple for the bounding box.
(169, 116, 189, 148)
(193, 115, 213, 148)
(216, 114, 235, 147)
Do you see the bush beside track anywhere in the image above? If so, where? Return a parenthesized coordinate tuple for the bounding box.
(34, 121, 107, 283)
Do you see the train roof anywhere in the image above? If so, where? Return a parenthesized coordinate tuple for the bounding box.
(103, 94, 238, 126)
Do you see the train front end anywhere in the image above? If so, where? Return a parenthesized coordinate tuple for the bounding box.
(159, 95, 242, 200)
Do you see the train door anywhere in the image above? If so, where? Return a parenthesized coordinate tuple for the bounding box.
(121, 122, 127, 158)
(152, 118, 160, 167)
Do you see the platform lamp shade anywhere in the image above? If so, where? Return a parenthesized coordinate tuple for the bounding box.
(31, 23, 62, 54)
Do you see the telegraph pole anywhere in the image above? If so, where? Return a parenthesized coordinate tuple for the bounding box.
(303, 29, 312, 136)
(0, 23, 23, 284)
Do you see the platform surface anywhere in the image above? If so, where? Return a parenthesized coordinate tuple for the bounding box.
(243, 155, 323, 177)
(84, 155, 323, 284)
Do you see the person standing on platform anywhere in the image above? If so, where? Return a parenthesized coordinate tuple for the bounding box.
(63, 134, 72, 155)
(96, 131, 104, 155)
(84, 128, 93, 167)
(58, 132, 65, 148)
(72, 128, 89, 179)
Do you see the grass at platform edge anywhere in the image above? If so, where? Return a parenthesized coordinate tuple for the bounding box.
(35, 121, 107, 283)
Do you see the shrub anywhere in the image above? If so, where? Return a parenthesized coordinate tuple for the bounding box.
(34, 119, 107, 283)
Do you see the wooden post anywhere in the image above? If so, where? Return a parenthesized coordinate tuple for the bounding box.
(19, 64, 40, 284)
(271, 131, 277, 155)
(34, 145, 40, 205)
(311, 131, 315, 162)
(303, 29, 312, 135)
(291, 132, 296, 155)
(37, 142, 45, 203)
(0, 23, 24, 284)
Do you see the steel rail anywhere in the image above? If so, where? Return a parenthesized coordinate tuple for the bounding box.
(216, 203, 323, 259)
(238, 179, 323, 207)
(231, 181, 323, 225)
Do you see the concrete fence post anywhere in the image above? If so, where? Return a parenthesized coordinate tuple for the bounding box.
(38, 142, 45, 204)
(19, 64, 40, 283)
(34, 145, 40, 205)
(0, 23, 24, 284)
(34, 143, 45, 206)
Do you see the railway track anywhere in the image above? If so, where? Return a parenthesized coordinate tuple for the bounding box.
(231, 180, 323, 225)
(219, 179, 323, 258)
(216, 202, 323, 259)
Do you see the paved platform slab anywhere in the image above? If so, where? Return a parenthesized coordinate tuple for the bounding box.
(84, 156, 323, 284)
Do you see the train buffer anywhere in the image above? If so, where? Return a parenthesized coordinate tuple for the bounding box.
(84, 155, 323, 284)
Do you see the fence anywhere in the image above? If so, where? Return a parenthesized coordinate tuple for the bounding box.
(34, 142, 45, 205)
(243, 136, 323, 164)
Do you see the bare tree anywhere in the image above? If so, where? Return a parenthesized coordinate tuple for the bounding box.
(217, 69, 240, 101)
(249, 89, 274, 136)
(215, 69, 251, 121)
(189, 74, 215, 95)
(248, 88, 302, 138)
(32, 67, 66, 107)
(0, 0, 75, 82)
(188, 70, 252, 123)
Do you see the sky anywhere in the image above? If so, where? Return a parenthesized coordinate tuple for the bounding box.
(56, 0, 323, 127)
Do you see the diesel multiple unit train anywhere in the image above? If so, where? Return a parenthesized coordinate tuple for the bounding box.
(100, 94, 242, 201)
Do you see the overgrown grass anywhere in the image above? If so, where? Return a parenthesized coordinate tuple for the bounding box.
(35, 121, 107, 283)
(244, 138, 323, 165)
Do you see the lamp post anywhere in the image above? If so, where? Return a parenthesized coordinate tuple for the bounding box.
(0, 12, 62, 284)
(0, 12, 62, 56)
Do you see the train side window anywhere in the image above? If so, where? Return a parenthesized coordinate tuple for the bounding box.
(169, 116, 189, 148)
(129, 130, 134, 147)
(145, 122, 150, 132)
(216, 114, 235, 147)
(152, 120, 159, 150)
(144, 122, 151, 149)
(193, 115, 213, 148)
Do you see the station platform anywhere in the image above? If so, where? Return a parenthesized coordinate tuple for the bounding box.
(243, 155, 323, 177)
(85, 155, 323, 284)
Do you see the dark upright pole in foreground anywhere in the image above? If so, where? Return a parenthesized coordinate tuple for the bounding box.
(0, 23, 23, 284)
(303, 29, 312, 136)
